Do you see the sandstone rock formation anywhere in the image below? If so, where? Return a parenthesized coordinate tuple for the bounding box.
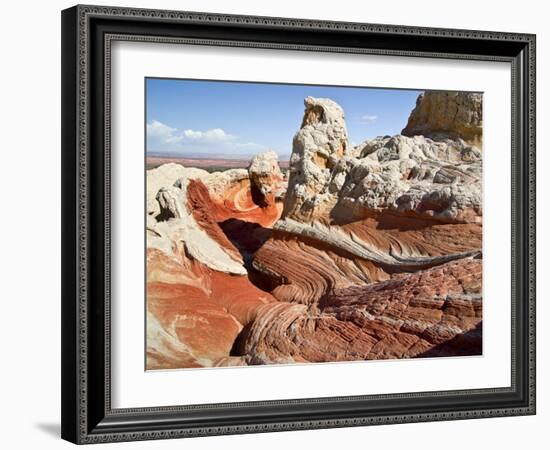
(238, 258, 482, 364)
(146, 90, 483, 369)
(151, 177, 246, 275)
(339, 134, 482, 223)
(147, 163, 206, 218)
(146, 160, 285, 369)
(402, 91, 483, 146)
(248, 151, 284, 199)
(283, 97, 349, 221)
(281, 95, 482, 227)
(245, 92, 483, 363)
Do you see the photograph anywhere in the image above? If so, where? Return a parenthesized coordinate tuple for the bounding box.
(145, 79, 483, 370)
(56, 2, 537, 445)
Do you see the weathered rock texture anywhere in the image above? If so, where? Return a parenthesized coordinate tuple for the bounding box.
(282, 95, 482, 227)
(146, 161, 285, 369)
(246, 92, 483, 363)
(146, 90, 483, 369)
(283, 97, 349, 221)
(402, 91, 483, 146)
(248, 151, 284, 199)
(238, 258, 482, 364)
(252, 219, 481, 306)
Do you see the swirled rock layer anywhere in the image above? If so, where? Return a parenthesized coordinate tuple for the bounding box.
(248, 93, 483, 362)
(146, 91, 483, 369)
(238, 258, 482, 364)
(146, 161, 285, 369)
(253, 217, 481, 305)
(146, 249, 275, 369)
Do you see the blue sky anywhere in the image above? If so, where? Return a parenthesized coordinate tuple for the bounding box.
(146, 78, 422, 158)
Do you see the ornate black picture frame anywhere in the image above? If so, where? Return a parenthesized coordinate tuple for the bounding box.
(61, 4, 536, 444)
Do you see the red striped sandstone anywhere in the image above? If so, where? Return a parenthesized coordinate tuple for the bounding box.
(146, 91, 483, 369)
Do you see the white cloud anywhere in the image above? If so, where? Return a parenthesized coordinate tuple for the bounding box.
(147, 120, 264, 154)
(182, 128, 236, 142)
(360, 114, 378, 124)
(146, 120, 188, 144)
(147, 120, 177, 139)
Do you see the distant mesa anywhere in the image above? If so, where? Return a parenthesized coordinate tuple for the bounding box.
(146, 153, 290, 172)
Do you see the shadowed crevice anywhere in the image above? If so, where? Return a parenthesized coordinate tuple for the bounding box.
(219, 219, 272, 264)
(416, 322, 483, 358)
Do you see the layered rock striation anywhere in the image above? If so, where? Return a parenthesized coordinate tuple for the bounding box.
(239, 258, 482, 364)
(146, 90, 483, 369)
(244, 92, 483, 362)
(146, 158, 285, 369)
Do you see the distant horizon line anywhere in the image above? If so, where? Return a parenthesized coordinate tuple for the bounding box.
(146, 151, 291, 161)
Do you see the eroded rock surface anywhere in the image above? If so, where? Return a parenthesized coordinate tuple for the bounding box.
(253, 218, 481, 306)
(238, 258, 482, 364)
(146, 90, 483, 369)
(246, 93, 483, 362)
(285, 134, 481, 225)
(283, 97, 349, 221)
(402, 91, 483, 146)
(146, 163, 284, 369)
(248, 151, 285, 200)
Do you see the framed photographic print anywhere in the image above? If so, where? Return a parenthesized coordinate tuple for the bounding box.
(61, 4, 536, 444)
